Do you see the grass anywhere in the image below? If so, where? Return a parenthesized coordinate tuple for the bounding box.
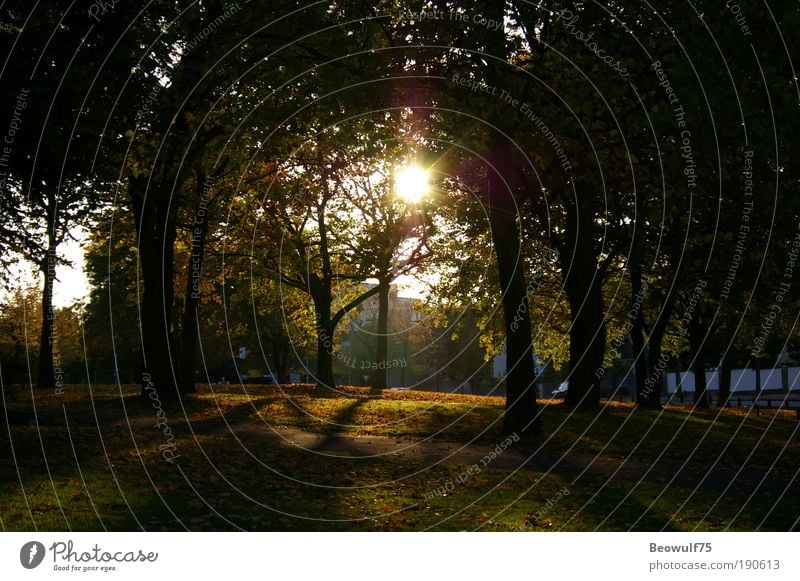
(1, 383, 798, 531)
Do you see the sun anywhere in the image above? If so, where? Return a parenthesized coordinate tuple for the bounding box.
(395, 165, 430, 203)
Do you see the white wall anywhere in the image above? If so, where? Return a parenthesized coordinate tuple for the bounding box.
(666, 367, 800, 393)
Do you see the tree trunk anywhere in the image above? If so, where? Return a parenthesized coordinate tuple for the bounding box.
(37, 240, 57, 390)
(178, 174, 210, 394)
(139, 246, 179, 400)
(690, 316, 709, 408)
(312, 289, 336, 391)
(125, 71, 223, 402)
(718, 348, 732, 407)
(373, 279, 390, 391)
(481, 0, 540, 434)
(754, 356, 762, 396)
(641, 333, 665, 408)
(316, 323, 335, 390)
(272, 339, 290, 383)
(638, 282, 680, 408)
(642, 328, 672, 408)
(561, 188, 604, 409)
(131, 176, 181, 402)
(629, 259, 648, 402)
(486, 145, 541, 435)
(178, 290, 201, 393)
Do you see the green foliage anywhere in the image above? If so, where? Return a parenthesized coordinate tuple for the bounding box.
(0, 286, 40, 384)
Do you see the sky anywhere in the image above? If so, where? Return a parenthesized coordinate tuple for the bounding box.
(3, 235, 90, 308)
(9, 240, 426, 310)
(53, 236, 91, 307)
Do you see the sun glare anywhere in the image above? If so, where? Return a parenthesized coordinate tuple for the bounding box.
(395, 165, 430, 203)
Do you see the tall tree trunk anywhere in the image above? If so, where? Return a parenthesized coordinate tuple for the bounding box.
(126, 69, 224, 402)
(629, 259, 648, 402)
(315, 322, 335, 389)
(179, 173, 211, 394)
(140, 239, 179, 400)
(754, 356, 762, 396)
(37, 234, 57, 390)
(487, 144, 541, 435)
(131, 176, 181, 402)
(561, 187, 604, 409)
(718, 348, 732, 407)
(272, 339, 290, 383)
(373, 278, 390, 391)
(690, 316, 709, 408)
(312, 288, 336, 391)
(642, 333, 665, 408)
(313, 174, 338, 392)
(639, 281, 680, 408)
(482, 0, 539, 434)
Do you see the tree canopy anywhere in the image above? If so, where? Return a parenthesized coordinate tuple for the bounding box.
(1, 0, 798, 432)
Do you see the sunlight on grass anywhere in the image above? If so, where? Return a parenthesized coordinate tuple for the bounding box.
(2, 384, 797, 531)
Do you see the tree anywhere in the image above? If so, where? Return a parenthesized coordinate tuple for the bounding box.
(347, 164, 434, 390)
(0, 286, 40, 386)
(629, 0, 800, 409)
(250, 137, 430, 390)
(122, 0, 389, 401)
(0, 0, 149, 388)
(83, 208, 142, 383)
(420, 0, 544, 432)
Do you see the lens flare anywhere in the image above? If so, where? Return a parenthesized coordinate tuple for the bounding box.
(395, 165, 430, 203)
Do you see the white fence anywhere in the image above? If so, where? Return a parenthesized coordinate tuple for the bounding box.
(666, 366, 800, 393)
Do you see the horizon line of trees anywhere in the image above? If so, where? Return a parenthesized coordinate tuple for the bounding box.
(1, 1, 799, 435)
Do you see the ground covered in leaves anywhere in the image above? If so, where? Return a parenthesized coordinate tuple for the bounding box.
(1, 383, 798, 531)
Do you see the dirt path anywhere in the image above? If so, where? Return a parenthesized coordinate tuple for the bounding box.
(138, 415, 797, 496)
(19, 403, 792, 497)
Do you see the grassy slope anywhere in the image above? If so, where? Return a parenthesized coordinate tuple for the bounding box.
(1, 384, 797, 531)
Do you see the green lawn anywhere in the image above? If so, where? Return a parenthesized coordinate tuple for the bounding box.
(1, 383, 797, 531)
